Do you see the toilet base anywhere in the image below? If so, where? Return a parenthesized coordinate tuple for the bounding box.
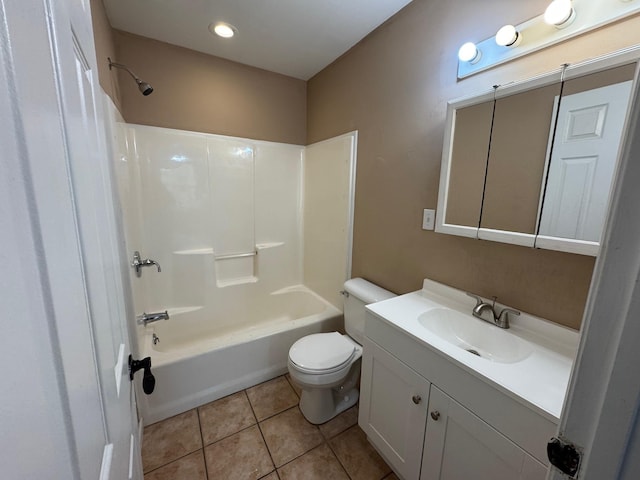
(295, 360, 361, 424)
(299, 386, 359, 424)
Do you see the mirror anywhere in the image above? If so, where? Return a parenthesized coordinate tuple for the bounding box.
(536, 64, 635, 254)
(436, 52, 638, 256)
(479, 81, 562, 246)
(442, 98, 494, 235)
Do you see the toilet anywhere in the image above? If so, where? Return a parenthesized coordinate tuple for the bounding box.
(288, 278, 396, 424)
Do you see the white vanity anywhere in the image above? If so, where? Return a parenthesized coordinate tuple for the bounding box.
(358, 279, 579, 480)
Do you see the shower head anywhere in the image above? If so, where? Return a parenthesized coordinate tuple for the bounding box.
(108, 57, 153, 96)
(136, 79, 154, 96)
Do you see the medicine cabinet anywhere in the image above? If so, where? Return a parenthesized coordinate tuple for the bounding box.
(436, 49, 639, 256)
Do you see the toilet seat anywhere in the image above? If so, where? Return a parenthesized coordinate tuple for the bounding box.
(289, 332, 356, 374)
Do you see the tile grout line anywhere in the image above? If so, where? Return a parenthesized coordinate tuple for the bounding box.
(142, 409, 205, 476)
(195, 406, 210, 480)
(252, 385, 326, 473)
(284, 374, 301, 399)
(143, 447, 203, 476)
(324, 430, 353, 480)
(245, 389, 279, 477)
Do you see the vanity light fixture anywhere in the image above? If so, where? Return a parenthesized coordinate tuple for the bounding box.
(458, 42, 481, 64)
(544, 0, 576, 28)
(456, 0, 640, 78)
(209, 22, 237, 38)
(495, 25, 522, 47)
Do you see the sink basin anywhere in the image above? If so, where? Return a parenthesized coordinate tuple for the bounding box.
(418, 308, 533, 363)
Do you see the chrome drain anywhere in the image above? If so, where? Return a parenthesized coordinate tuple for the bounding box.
(466, 349, 481, 357)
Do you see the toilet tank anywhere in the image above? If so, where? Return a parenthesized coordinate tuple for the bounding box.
(343, 278, 396, 345)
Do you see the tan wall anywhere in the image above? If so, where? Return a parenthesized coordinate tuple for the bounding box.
(90, 0, 122, 111)
(307, 0, 640, 329)
(111, 31, 306, 145)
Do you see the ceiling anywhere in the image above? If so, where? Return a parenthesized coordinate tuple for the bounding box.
(102, 0, 413, 80)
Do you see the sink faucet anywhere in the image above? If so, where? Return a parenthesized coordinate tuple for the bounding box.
(137, 310, 170, 326)
(466, 293, 520, 329)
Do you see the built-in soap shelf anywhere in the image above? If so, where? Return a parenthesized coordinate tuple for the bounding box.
(256, 242, 284, 250)
(216, 276, 259, 288)
(172, 243, 285, 288)
(173, 248, 214, 256)
(172, 243, 284, 257)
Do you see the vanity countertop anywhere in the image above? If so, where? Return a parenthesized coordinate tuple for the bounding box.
(366, 279, 580, 421)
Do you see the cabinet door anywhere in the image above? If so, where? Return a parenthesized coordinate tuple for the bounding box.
(421, 386, 547, 480)
(359, 339, 430, 480)
(479, 82, 562, 245)
(440, 99, 494, 234)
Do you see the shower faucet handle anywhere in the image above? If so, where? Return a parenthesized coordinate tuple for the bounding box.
(131, 251, 162, 277)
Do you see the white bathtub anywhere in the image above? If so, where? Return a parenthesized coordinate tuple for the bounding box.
(135, 285, 343, 425)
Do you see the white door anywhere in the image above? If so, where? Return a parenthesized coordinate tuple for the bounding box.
(49, 0, 143, 477)
(548, 72, 640, 478)
(421, 386, 546, 480)
(538, 81, 633, 243)
(359, 339, 430, 480)
(0, 0, 141, 478)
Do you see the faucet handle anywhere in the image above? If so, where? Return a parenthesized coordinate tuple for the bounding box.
(466, 292, 484, 307)
(131, 251, 162, 277)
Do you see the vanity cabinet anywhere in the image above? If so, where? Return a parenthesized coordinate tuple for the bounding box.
(421, 386, 547, 480)
(359, 313, 553, 480)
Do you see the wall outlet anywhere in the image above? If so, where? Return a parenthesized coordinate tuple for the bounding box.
(422, 209, 435, 230)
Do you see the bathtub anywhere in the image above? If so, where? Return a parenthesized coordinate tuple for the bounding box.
(135, 285, 343, 425)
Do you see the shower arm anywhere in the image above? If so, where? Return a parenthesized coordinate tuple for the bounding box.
(108, 57, 143, 84)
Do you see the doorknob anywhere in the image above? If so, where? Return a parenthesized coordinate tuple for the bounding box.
(129, 355, 155, 395)
(412, 395, 422, 404)
(430, 411, 441, 421)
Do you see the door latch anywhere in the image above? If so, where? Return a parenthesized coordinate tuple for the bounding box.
(129, 355, 156, 395)
(547, 436, 581, 478)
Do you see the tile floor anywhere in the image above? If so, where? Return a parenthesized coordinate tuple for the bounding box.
(142, 374, 399, 480)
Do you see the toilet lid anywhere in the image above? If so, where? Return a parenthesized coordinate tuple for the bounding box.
(289, 332, 356, 372)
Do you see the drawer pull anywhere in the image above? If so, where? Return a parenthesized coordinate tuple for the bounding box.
(412, 395, 422, 404)
(430, 411, 441, 421)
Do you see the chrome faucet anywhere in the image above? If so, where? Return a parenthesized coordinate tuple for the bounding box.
(137, 310, 169, 326)
(466, 293, 520, 329)
(131, 251, 162, 277)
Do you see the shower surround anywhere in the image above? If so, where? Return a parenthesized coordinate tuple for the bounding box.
(112, 117, 356, 423)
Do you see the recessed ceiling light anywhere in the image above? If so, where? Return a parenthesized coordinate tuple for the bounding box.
(209, 22, 237, 38)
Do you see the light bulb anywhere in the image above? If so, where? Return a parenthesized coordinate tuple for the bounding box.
(458, 42, 481, 63)
(544, 0, 575, 28)
(495, 25, 521, 47)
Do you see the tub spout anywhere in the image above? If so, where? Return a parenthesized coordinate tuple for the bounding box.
(137, 310, 169, 326)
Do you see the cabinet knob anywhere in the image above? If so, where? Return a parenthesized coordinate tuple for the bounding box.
(430, 411, 440, 421)
(412, 395, 422, 404)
